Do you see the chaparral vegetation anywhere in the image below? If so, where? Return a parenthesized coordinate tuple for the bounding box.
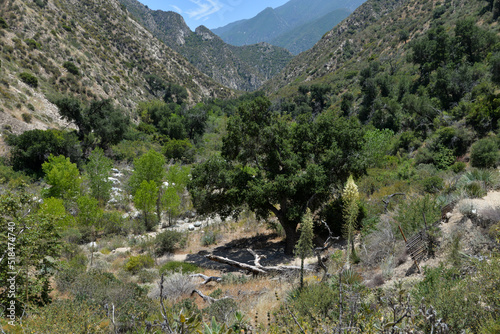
(1, 0, 500, 333)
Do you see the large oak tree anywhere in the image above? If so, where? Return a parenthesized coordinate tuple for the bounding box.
(188, 97, 367, 254)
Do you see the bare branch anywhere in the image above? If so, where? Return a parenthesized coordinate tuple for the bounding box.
(190, 273, 222, 285)
(382, 193, 406, 213)
(191, 289, 232, 304)
(205, 254, 268, 275)
(206, 249, 307, 276)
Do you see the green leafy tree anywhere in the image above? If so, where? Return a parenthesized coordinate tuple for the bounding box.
(76, 195, 102, 229)
(185, 103, 209, 140)
(161, 164, 191, 226)
(0, 191, 62, 314)
(144, 74, 166, 98)
(138, 100, 189, 140)
(134, 180, 159, 231)
(38, 197, 74, 228)
(129, 149, 166, 224)
(162, 138, 194, 162)
(84, 148, 113, 205)
(164, 82, 188, 105)
(54, 97, 87, 138)
(54, 97, 129, 149)
(161, 187, 181, 227)
(295, 208, 314, 289)
(42, 155, 81, 200)
(7, 129, 82, 176)
(188, 97, 366, 254)
(129, 149, 165, 194)
(363, 128, 394, 167)
(85, 99, 130, 149)
(76, 195, 103, 253)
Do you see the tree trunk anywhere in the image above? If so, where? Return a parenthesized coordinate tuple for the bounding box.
(282, 220, 299, 255)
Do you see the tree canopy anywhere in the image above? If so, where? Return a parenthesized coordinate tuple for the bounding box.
(54, 97, 130, 149)
(188, 97, 367, 254)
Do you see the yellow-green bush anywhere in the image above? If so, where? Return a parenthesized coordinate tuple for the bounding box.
(124, 254, 154, 274)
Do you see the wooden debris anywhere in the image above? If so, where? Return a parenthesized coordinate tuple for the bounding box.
(190, 273, 222, 285)
(205, 248, 306, 276)
(191, 289, 232, 304)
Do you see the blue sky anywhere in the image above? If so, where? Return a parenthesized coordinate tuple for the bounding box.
(138, 0, 290, 30)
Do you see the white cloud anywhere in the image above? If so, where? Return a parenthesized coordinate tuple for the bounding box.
(186, 0, 223, 20)
(170, 5, 183, 14)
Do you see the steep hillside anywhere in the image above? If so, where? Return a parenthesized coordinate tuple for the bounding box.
(270, 8, 351, 55)
(0, 0, 231, 134)
(264, 0, 408, 94)
(118, 0, 294, 91)
(212, 0, 365, 53)
(266, 0, 500, 96)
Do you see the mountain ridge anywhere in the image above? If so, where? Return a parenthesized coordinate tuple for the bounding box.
(212, 0, 365, 53)
(0, 0, 231, 134)
(119, 0, 294, 91)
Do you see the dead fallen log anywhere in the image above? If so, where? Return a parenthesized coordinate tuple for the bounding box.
(190, 273, 222, 285)
(191, 289, 232, 304)
(205, 248, 308, 276)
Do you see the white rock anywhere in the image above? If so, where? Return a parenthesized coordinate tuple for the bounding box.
(188, 224, 195, 231)
(108, 177, 121, 184)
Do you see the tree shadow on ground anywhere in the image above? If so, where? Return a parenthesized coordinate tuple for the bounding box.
(184, 233, 294, 272)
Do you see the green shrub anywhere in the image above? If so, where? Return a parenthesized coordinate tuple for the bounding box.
(201, 230, 219, 246)
(0, 17, 8, 29)
(287, 283, 338, 320)
(396, 194, 441, 237)
(413, 258, 500, 333)
(63, 61, 79, 75)
(221, 273, 249, 285)
(464, 181, 487, 198)
(450, 161, 466, 173)
(111, 140, 161, 162)
(19, 72, 38, 88)
(422, 176, 444, 193)
(162, 138, 194, 162)
(203, 298, 238, 325)
(459, 169, 498, 195)
(22, 112, 32, 123)
(137, 269, 157, 283)
(25, 38, 41, 49)
(34, 0, 47, 8)
(155, 230, 184, 256)
(67, 270, 154, 331)
(124, 254, 154, 274)
(159, 261, 199, 275)
(470, 138, 499, 168)
(21, 300, 107, 334)
(101, 211, 126, 236)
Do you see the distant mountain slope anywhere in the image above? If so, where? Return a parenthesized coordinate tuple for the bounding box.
(0, 0, 230, 133)
(263, 0, 408, 94)
(212, 0, 365, 53)
(270, 8, 352, 55)
(265, 0, 500, 112)
(119, 0, 294, 91)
